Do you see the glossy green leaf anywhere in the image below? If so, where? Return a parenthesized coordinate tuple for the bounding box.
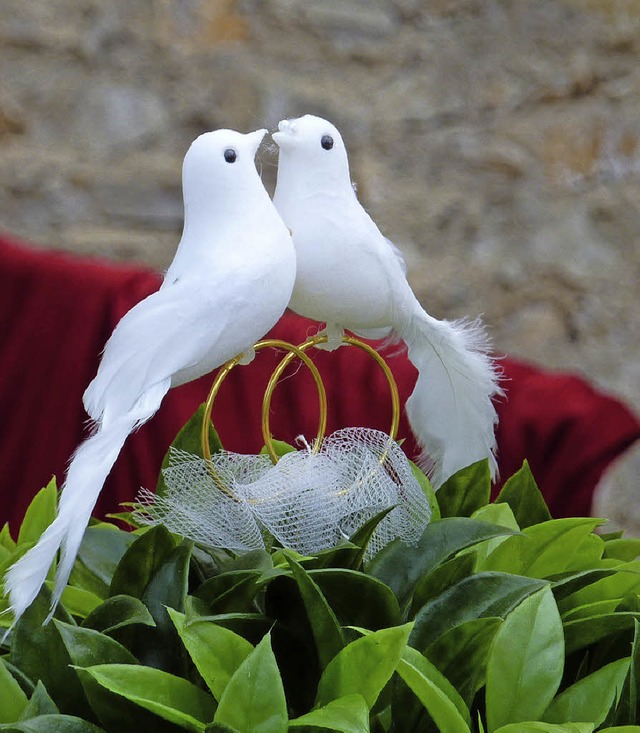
(494, 724, 594, 733)
(397, 645, 471, 733)
(316, 623, 412, 709)
(368, 518, 519, 607)
(53, 585, 102, 619)
(564, 612, 640, 654)
(436, 460, 492, 518)
(17, 479, 57, 548)
(0, 714, 106, 732)
(486, 586, 564, 732)
(71, 525, 136, 598)
(543, 658, 629, 726)
(168, 608, 253, 701)
(0, 523, 16, 552)
(20, 682, 58, 719)
(348, 506, 395, 565)
(83, 664, 216, 732)
(479, 518, 604, 578)
(289, 694, 369, 732)
(614, 620, 640, 725)
(259, 439, 295, 457)
(558, 566, 640, 614)
(157, 405, 222, 497)
(194, 570, 263, 614)
(309, 568, 401, 630)
(411, 552, 476, 615)
(469, 503, 520, 568)
(0, 658, 28, 723)
(109, 525, 175, 599)
(10, 587, 91, 719)
(562, 598, 622, 621)
(551, 569, 619, 601)
(604, 540, 640, 562)
(599, 728, 640, 732)
(424, 617, 503, 706)
(410, 461, 440, 521)
(494, 460, 551, 528)
(285, 554, 344, 669)
(214, 634, 287, 733)
(81, 595, 156, 634)
(411, 572, 546, 652)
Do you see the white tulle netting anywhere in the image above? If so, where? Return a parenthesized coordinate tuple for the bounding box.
(134, 427, 432, 559)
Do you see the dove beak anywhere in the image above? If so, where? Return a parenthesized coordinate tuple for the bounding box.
(246, 128, 267, 155)
(272, 119, 295, 148)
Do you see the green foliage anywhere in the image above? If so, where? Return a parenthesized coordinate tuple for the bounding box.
(2, 429, 640, 732)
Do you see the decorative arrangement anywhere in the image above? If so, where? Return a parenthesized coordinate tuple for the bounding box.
(135, 334, 432, 559)
(1, 452, 640, 733)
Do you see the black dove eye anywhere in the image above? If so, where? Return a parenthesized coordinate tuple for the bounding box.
(321, 135, 334, 151)
(224, 148, 237, 163)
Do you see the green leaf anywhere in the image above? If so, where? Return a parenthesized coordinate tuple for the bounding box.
(0, 714, 106, 732)
(411, 553, 477, 615)
(479, 518, 604, 578)
(543, 658, 630, 726)
(411, 572, 547, 652)
(0, 658, 28, 723)
(600, 728, 640, 732)
(157, 405, 222, 497)
(53, 585, 102, 619)
(348, 506, 395, 564)
(285, 554, 345, 669)
(17, 479, 58, 548)
(10, 586, 92, 719)
(396, 645, 471, 733)
(168, 608, 253, 701)
(486, 586, 564, 732)
(20, 682, 58, 719)
(436, 460, 492, 518)
(109, 525, 175, 599)
(289, 694, 369, 732)
(137, 540, 193, 673)
(214, 633, 287, 733)
(558, 566, 640, 614)
(410, 461, 440, 521)
(259, 439, 296, 458)
(83, 664, 216, 732)
(81, 595, 156, 634)
(564, 612, 640, 654)
(424, 617, 503, 706)
(494, 724, 594, 733)
(194, 570, 263, 614)
(494, 460, 552, 528)
(309, 568, 401, 630)
(604, 540, 640, 562)
(316, 623, 412, 709)
(71, 525, 136, 598)
(0, 523, 16, 552)
(368, 518, 519, 608)
(614, 620, 640, 724)
(551, 569, 619, 601)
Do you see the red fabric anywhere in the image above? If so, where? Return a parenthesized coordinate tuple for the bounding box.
(1, 233, 638, 531)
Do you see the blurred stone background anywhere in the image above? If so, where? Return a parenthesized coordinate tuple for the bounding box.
(1, 0, 638, 527)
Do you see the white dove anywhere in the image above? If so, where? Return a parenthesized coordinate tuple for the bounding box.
(5, 128, 296, 625)
(272, 114, 501, 487)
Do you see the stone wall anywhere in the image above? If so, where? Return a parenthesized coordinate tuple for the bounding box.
(2, 1, 639, 525)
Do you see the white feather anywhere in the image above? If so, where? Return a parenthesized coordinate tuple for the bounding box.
(273, 114, 501, 486)
(4, 126, 296, 626)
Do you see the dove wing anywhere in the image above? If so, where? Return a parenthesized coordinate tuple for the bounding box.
(83, 274, 251, 424)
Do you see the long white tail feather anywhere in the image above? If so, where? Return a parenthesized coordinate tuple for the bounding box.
(400, 311, 502, 488)
(5, 414, 136, 626)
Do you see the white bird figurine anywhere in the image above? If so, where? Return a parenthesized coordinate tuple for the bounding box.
(5, 128, 296, 624)
(272, 114, 501, 487)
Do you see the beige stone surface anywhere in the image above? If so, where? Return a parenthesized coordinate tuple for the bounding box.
(1, 0, 638, 526)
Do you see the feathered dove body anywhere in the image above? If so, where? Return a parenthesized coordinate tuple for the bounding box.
(5, 128, 296, 625)
(272, 114, 501, 487)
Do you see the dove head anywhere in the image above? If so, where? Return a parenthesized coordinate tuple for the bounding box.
(273, 115, 353, 198)
(182, 128, 267, 216)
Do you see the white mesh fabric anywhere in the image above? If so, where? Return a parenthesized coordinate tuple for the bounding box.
(135, 428, 432, 558)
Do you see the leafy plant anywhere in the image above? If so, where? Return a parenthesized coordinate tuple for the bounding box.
(1, 408, 640, 732)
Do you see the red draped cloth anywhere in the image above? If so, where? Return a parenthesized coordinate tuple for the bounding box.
(1, 233, 638, 530)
